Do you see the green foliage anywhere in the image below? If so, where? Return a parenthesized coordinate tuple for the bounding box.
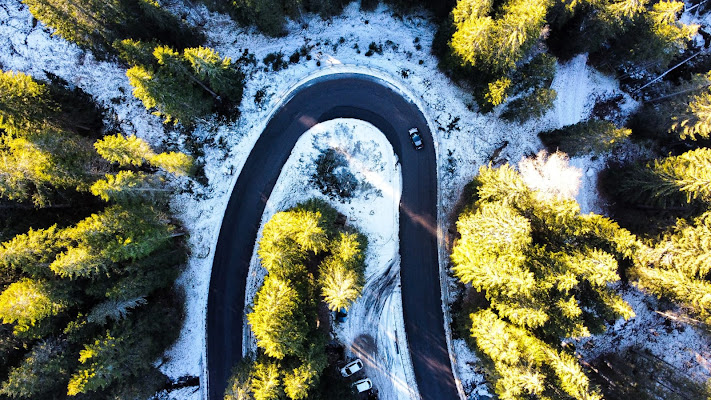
(0, 338, 73, 398)
(633, 211, 711, 324)
(539, 119, 632, 156)
(671, 78, 711, 141)
(250, 359, 283, 400)
(318, 232, 367, 311)
(126, 44, 245, 124)
(0, 132, 94, 207)
(22, 0, 202, 55)
(94, 134, 155, 167)
(50, 205, 172, 278)
(0, 279, 65, 334)
(0, 70, 59, 135)
(0, 225, 64, 278)
(609, 148, 711, 208)
(248, 276, 310, 359)
(90, 171, 165, 203)
(452, 164, 637, 398)
(501, 88, 557, 123)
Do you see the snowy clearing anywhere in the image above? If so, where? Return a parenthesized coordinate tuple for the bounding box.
(2, 0, 710, 399)
(240, 119, 416, 400)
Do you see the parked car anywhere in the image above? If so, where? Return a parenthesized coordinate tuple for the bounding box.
(340, 359, 363, 377)
(353, 378, 373, 393)
(408, 127, 423, 150)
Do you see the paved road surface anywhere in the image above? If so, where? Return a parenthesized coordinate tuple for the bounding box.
(206, 74, 459, 400)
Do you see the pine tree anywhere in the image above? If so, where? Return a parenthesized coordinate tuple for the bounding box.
(183, 46, 245, 102)
(318, 258, 362, 312)
(150, 151, 194, 176)
(633, 211, 711, 323)
(90, 171, 166, 203)
(247, 276, 310, 359)
(452, 163, 636, 398)
(127, 61, 212, 124)
(50, 205, 172, 278)
(250, 359, 283, 400)
(539, 119, 631, 156)
(0, 70, 59, 135)
(0, 225, 64, 277)
(0, 132, 93, 206)
(672, 79, 711, 140)
(611, 148, 711, 208)
(94, 134, 155, 167)
(0, 279, 64, 334)
(0, 338, 73, 398)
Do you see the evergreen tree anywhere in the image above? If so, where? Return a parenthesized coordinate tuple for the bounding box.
(539, 119, 631, 156)
(50, 205, 172, 278)
(0, 70, 59, 135)
(0, 338, 73, 398)
(633, 211, 711, 323)
(250, 359, 283, 400)
(90, 171, 166, 203)
(247, 276, 310, 359)
(672, 79, 711, 140)
(0, 279, 65, 334)
(22, 0, 201, 55)
(452, 164, 635, 398)
(94, 134, 155, 167)
(0, 132, 94, 206)
(0, 225, 64, 277)
(611, 148, 711, 208)
(183, 46, 245, 102)
(150, 151, 194, 176)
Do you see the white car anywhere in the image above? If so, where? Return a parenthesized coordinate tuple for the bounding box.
(353, 378, 373, 393)
(340, 359, 363, 377)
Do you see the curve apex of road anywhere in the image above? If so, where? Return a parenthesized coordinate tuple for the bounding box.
(205, 72, 461, 400)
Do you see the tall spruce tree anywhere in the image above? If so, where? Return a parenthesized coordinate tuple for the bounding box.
(0, 70, 59, 135)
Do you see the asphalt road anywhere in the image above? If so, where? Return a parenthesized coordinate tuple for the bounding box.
(206, 73, 459, 400)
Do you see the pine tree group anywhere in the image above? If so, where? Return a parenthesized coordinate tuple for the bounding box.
(229, 199, 366, 400)
(452, 164, 637, 399)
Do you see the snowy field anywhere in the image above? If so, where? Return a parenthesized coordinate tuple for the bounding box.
(1, 0, 710, 399)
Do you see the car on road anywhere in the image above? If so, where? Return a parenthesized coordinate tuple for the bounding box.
(353, 378, 373, 393)
(340, 359, 363, 377)
(409, 127, 423, 150)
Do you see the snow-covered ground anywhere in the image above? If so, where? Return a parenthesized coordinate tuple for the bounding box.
(2, 0, 710, 399)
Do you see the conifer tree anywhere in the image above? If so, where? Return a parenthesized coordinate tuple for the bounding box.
(0, 225, 64, 277)
(0, 70, 59, 135)
(0, 279, 65, 334)
(150, 151, 194, 176)
(0, 132, 93, 206)
(633, 211, 711, 323)
(539, 119, 631, 156)
(183, 46, 245, 102)
(22, 0, 201, 54)
(0, 338, 73, 398)
(90, 171, 165, 203)
(672, 78, 711, 140)
(250, 359, 283, 400)
(50, 205, 172, 278)
(611, 148, 711, 208)
(247, 276, 310, 359)
(452, 164, 635, 398)
(94, 134, 155, 167)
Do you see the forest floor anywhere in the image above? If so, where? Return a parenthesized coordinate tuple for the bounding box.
(1, 0, 711, 399)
